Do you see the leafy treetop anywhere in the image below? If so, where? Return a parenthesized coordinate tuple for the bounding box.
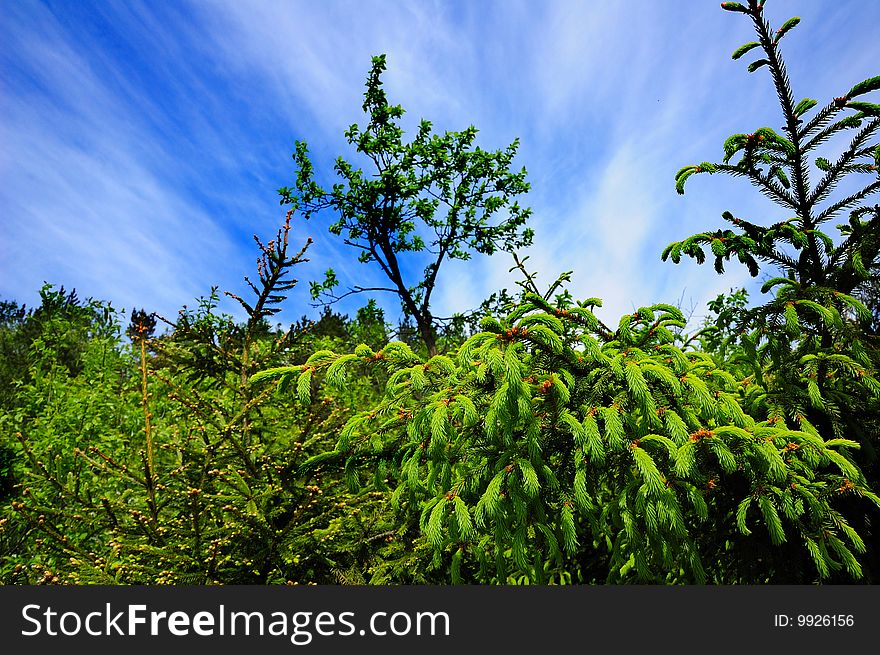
(279, 54, 534, 356)
(665, 0, 880, 291)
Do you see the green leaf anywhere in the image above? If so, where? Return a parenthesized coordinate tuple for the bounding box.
(642, 363, 681, 396)
(226, 468, 252, 496)
(660, 241, 681, 264)
(758, 495, 786, 545)
(805, 538, 830, 578)
(784, 303, 800, 334)
(479, 317, 502, 333)
(846, 101, 880, 117)
(682, 375, 714, 414)
(736, 497, 753, 535)
(518, 459, 541, 498)
(426, 498, 448, 547)
(526, 324, 563, 354)
(560, 410, 585, 445)
(344, 456, 360, 492)
(624, 361, 651, 408)
(519, 312, 564, 333)
(641, 434, 678, 459)
(452, 496, 474, 540)
(708, 438, 737, 473)
(772, 167, 790, 188)
(720, 2, 750, 13)
(823, 449, 860, 480)
(685, 484, 709, 521)
(835, 292, 871, 321)
(476, 472, 504, 524)
(793, 98, 817, 117)
(426, 354, 456, 375)
(846, 75, 880, 99)
(327, 353, 358, 388)
(296, 368, 312, 405)
(747, 59, 770, 73)
(582, 413, 606, 465)
(774, 17, 800, 43)
(674, 442, 697, 478)
(631, 446, 664, 496)
(664, 410, 690, 444)
(601, 407, 626, 450)
(851, 251, 869, 279)
(573, 468, 591, 512)
(561, 503, 578, 555)
(731, 42, 761, 60)
(755, 440, 788, 483)
(512, 527, 529, 572)
(455, 394, 479, 428)
(249, 365, 299, 385)
(430, 404, 449, 451)
(675, 167, 697, 194)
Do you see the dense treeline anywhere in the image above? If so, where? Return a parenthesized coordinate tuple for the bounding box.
(1, 0, 879, 584)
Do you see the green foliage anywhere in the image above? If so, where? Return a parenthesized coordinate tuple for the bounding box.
(280, 54, 533, 355)
(4, 25, 879, 587)
(0, 287, 138, 581)
(276, 291, 877, 583)
(663, 0, 880, 580)
(666, 4, 879, 292)
(0, 216, 397, 585)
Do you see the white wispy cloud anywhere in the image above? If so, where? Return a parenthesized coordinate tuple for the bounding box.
(2, 0, 877, 332)
(0, 2, 250, 319)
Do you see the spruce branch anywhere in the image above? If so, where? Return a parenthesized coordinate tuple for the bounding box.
(808, 119, 880, 208)
(746, 6, 823, 282)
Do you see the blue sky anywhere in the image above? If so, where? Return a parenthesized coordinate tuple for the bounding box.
(2, 1, 878, 331)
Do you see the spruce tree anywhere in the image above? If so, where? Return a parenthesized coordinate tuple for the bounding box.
(3, 214, 393, 584)
(256, 282, 879, 583)
(663, 0, 880, 578)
